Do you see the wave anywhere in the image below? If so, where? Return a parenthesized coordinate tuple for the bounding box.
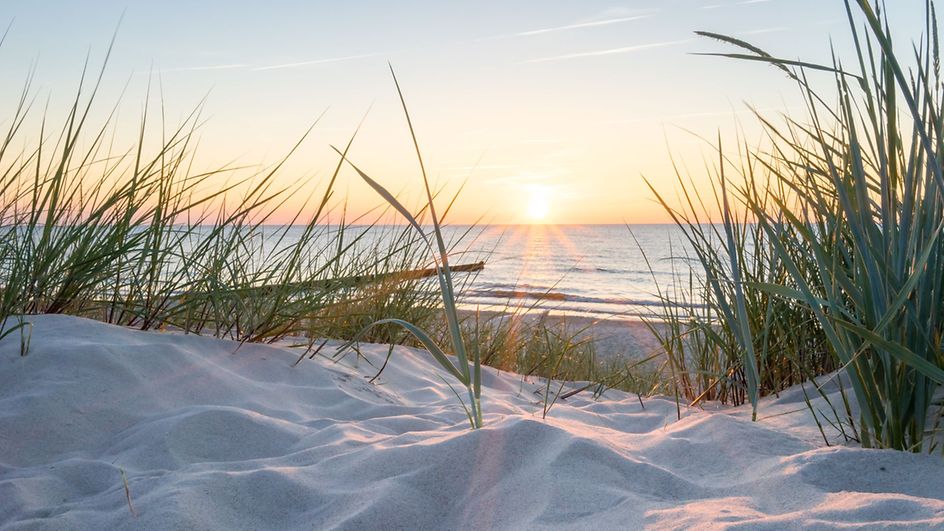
(464, 288, 705, 309)
(570, 266, 623, 274)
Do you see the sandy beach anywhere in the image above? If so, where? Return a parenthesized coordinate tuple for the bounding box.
(3, 1, 944, 528)
(2, 315, 942, 529)
(458, 309, 666, 363)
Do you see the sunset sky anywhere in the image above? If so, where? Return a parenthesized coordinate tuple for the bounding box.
(0, 1, 928, 224)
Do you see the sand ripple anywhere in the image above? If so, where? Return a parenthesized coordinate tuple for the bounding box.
(1, 315, 942, 529)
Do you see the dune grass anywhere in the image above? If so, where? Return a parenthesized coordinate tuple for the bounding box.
(14, 1, 944, 447)
(331, 66, 492, 429)
(651, 0, 944, 451)
(459, 309, 660, 415)
(0, 44, 461, 358)
(330, 65, 667, 425)
(0, 36, 643, 431)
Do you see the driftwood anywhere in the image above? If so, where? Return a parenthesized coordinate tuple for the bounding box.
(179, 261, 485, 301)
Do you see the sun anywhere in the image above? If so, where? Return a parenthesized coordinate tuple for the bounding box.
(526, 189, 551, 222)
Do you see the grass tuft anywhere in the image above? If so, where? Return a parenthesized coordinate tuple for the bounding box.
(651, 0, 944, 452)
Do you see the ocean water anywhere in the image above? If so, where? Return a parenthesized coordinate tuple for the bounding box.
(224, 223, 701, 320)
(440, 224, 697, 320)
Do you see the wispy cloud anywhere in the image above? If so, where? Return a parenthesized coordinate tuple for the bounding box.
(477, 8, 656, 41)
(525, 39, 690, 64)
(156, 63, 248, 73)
(252, 51, 395, 72)
(145, 51, 396, 75)
(515, 15, 650, 37)
(592, 6, 658, 19)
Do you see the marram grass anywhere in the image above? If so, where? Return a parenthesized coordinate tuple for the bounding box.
(334, 66, 484, 429)
(653, 0, 944, 452)
(0, 39, 641, 431)
(0, 43, 449, 357)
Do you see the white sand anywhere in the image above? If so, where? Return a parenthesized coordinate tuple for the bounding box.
(2, 315, 943, 529)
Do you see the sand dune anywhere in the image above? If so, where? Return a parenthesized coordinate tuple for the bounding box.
(1, 315, 943, 529)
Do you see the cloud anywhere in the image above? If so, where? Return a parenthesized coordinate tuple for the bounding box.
(146, 50, 399, 75)
(515, 15, 650, 37)
(477, 9, 656, 41)
(155, 63, 248, 73)
(252, 51, 395, 71)
(591, 6, 659, 19)
(525, 39, 690, 64)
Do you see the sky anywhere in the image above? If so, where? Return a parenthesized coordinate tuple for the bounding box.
(0, 1, 930, 224)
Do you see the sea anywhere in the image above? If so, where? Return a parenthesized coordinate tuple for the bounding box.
(417, 224, 698, 320)
(245, 223, 703, 321)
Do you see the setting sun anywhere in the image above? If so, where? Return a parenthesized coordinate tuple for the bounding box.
(526, 188, 551, 221)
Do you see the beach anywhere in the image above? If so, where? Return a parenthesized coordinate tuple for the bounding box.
(457, 309, 666, 363)
(3, 1, 944, 529)
(2, 315, 942, 529)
